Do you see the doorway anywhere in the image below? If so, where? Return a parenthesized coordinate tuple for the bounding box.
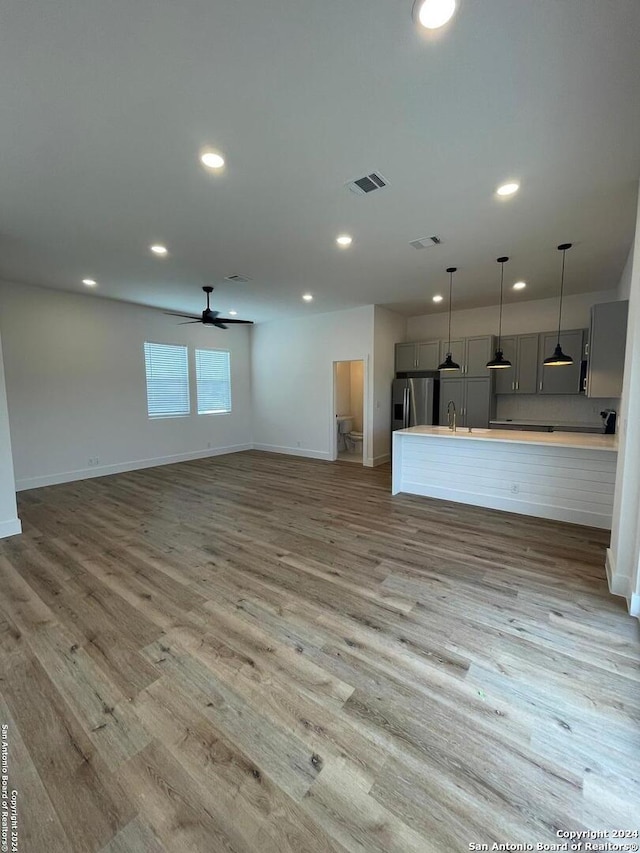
(333, 360, 365, 464)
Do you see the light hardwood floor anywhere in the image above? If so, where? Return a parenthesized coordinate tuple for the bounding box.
(1, 451, 638, 852)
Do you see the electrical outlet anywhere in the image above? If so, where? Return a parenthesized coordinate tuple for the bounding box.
(207, 442, 212, 449)
(510, 482, 520, 494)
(296, 441, 301, 447)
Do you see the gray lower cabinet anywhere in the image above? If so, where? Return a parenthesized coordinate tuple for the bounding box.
(586, 300, 628, 398)
(495, 334, 538, 394)
(440, 377, 493, 428)
(538, 330, 585, 394)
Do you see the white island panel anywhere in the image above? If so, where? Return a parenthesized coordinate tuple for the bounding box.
(392, 428, 617, 529)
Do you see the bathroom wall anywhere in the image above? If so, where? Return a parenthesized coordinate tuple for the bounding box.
(350, 361, 364, 431)
(335, 362, 352, 417)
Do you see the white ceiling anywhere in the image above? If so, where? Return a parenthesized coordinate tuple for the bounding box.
(1, 0, 639, 323)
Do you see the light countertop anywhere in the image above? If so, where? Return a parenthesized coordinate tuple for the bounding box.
(393, 425, 618, 452)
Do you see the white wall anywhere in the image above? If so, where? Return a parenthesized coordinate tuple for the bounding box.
(349, 361, 364, 433)
(0, 281, 252, 490)
(373, 307, 406, 463)
(251, 306, 375, 463)
(617, 246, 634, 300)
(406, 289, 616, 341)
(608, 189, 640, 619)
(0, 333, 21, 538)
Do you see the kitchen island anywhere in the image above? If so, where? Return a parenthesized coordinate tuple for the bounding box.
(392, 426, 618, 529)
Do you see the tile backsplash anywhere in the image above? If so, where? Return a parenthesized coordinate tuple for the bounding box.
(495, 394, 620, 426)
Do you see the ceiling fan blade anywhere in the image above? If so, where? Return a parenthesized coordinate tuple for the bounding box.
(165, 311, 200, 320)
(217, 318, 254, 324)
(213, 321, 228, 330)
(177, 320, 202, 325)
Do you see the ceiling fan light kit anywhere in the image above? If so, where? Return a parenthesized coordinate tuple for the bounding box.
(543, 243, 574, 366)
(165, 286, 253, 329)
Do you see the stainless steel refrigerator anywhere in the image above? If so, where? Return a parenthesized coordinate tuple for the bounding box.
(392, 377, 439, 430)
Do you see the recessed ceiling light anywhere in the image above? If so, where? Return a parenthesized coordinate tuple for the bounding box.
(496, 182, 520, 197)
(432, 294, 443, 303)
(336, 234, 353, 247)
(413, 0, 456, 29)
(82, 278, 97, 287)
(200, 150, 225, 170)
(302, 294, 313, 302)
(513, 281, 526, 290)
(150, 244, 168, 256)
(229, 310, 238, 316)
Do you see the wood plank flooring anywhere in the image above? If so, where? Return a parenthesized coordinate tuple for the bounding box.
(1, 450, 638, 852)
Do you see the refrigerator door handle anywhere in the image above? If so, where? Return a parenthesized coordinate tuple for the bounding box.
(403, 387, 410, 429)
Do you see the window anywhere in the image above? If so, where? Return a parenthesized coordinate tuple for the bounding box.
(195, 348, 231, 415)
(143, 342, 190, 418)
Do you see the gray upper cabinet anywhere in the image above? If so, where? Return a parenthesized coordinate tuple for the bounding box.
(416, 341, 440, 371)
(439, 336, 493, 375)
(586, 300, 628, 398)
(395, 343, 418, 372)
(538, 330, 585, 395)
(495, 334, 539, 394)
(466, 336, 493, 377)
(395, 341, 440, 372)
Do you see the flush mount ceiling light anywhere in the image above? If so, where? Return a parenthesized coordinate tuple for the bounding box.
(437, 267, 461, 372)
(150, 244, 168, 256)
(228, 310, 238, 316)
(200, 150, 225, 170)
(513, 281, 526, 290)
(487, 257, 513, 370)
(432, 294, 443, 303)
(336, 234, 353, 247)
(82, 278, 97, 287)
(543, 243, 574, 367)
(302, 294, 313, 302)
(496, 181, 520, 197)
(413, 0, 457, 29)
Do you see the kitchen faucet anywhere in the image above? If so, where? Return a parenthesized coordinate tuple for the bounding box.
(447, 400, 457, 432)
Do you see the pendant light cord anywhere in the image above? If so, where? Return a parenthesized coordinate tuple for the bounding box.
(447, 269, 453, 351)
(498, 261, 504, 350)
(557, 248, 566, 345)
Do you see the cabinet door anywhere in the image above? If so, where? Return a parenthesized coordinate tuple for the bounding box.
(439, 378, 465, 427)
(466, 336, 493, 377)
(440, 338, 465, 370)
(587, 301, 628, 398)
(395, 343, 416, 372)
(416, 341, 440, 371)
(494, 336, 517, 394)
(516, 334, 539, 394)
(464, 378, 492, 428)
(538, 330, 584, 394)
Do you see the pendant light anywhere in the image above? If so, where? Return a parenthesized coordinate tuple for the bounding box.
(487, 256, 512, 369)
(438, 267, 461, 372)
(543, 243, 574, 366)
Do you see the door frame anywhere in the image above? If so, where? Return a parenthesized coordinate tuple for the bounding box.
(331, 358, 369, 465)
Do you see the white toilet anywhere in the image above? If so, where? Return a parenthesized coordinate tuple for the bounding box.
(336, 415, 363, 455)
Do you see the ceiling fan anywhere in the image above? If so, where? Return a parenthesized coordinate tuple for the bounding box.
(165, 286, 253, 329)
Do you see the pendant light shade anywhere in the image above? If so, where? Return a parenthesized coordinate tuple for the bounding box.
(543, 243, 574, 367)
(487, 256, 512, 370)
(438, 267, 461, 372)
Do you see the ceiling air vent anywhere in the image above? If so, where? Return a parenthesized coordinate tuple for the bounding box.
(224, 274, 251, 283)
(409, 235, 442, 250)
(346, 171, 389, 195)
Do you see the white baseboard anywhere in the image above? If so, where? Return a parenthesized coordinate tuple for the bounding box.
(252, 444, 331, 461)
(15, 444, 253, 491)
(630, 593, 640, 619)
(0, 517, 22, 539)
(372, 453, 390, 467)
(605, 548, 631, 597)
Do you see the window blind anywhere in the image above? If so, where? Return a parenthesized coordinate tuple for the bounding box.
(143, 342, 190, 418)
(195, 349, 231, 414)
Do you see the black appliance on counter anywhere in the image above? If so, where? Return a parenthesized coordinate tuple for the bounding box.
(601, 409, 617, 434)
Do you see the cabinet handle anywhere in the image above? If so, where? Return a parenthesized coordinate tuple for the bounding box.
(583, 378, 587, 391)
(511, 381, 515, 391)
(539, 381, 543, 391)
(585, 342, 589, 356)
(515, 381, 519, 391)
